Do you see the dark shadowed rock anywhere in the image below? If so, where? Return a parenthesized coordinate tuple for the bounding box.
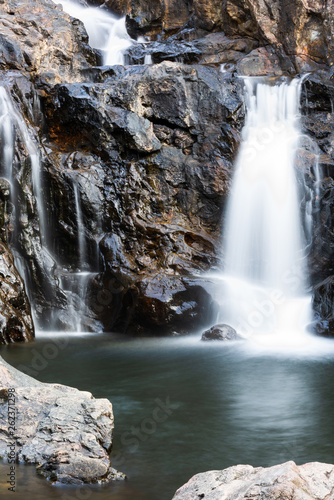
(0, 243, 34, 344)
(0, 356, 125, 484)
(126, 32, 257, 66)
(41, 62, 243, 334)
(172, 461, 334, 499)
(201, 323, 239, 341)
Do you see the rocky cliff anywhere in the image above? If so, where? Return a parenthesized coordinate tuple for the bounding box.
(0, 0, 332, 340)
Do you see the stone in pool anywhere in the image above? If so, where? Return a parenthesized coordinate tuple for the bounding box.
(0, 356, 125, 484)
(201, 324, 239, 341)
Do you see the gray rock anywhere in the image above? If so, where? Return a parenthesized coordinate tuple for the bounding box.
(201, 323, 239, 341)
(172, 461, 334, 499)
(0, 356, 125, 484)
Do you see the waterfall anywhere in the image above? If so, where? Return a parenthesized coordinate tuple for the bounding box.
(0, 86, 100, 333)
(56, 0, 134, 65)
(0, 88, 45, 328)
(220, 78, 313, 346)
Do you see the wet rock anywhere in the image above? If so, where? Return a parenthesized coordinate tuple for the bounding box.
(126, 32, 257, 66)
(201, 323, 239, 341)
(40, 61, 243, 335)
(126, 0, 334, 69)
(89, 0, 130, 16)
(125, 275, 218, 335)
(236, 46, 294, 76)
(300, 72, 334, 329)
(0, 0, 98, 84)
(126, 0, 192, 39)
(0, 355, 125, 484)
(172, 461, 334, 499)
(0, 243, 34, 344)
(313, 276, 334, 337)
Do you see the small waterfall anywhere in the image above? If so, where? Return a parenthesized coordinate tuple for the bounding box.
(73, 182, 86, 269)
(220, 78, 313, 346)
(0, 87, 49, 329)
(56, 0, 134, 65)
(0, 86, 100, 333)
(0, 88, 46, 244)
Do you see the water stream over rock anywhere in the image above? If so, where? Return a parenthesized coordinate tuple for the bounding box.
(57, 0, 134, 65)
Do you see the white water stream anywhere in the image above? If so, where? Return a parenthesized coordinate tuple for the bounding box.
(56, 0, 134, 65)
(0, 87, 97, 332)
(220, 78, 313, 347)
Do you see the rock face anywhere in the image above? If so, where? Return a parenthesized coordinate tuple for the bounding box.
(300, 73, 334, 335)
(0, 243, 34, 344)
(0, 355, 124, 484)
(0, 0, 98, 85)
(126, 0, 334, 72)
(0, 0, 331, 337)
(172, 461, 334, 499)
(39, 61, 242, 334)
(201, 323, 239, 341)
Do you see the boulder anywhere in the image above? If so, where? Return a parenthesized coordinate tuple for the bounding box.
(172, 461, 334, 499)
(201, 323, 239, 341)
(0, 356, 125, 484)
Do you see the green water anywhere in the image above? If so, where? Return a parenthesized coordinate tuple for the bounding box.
(1, 333, 334, 500)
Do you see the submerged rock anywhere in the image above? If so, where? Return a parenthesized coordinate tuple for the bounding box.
(172, 461, 334, 499)
(0, 356, 125, 484)
(201, 323, 239, 341)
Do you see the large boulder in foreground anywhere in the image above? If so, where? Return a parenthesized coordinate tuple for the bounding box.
(172, 461, 334, 499)
(0, 356, 124, 484)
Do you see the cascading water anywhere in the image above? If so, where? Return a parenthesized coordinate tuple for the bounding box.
(56, 0, 134, 65)
(220, 78, 313, 346)
(0, 86, 99, 332)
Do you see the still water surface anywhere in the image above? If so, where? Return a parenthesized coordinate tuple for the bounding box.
(1, 333, 334, 500)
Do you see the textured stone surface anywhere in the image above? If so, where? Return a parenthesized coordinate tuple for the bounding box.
(0, 0, 331, 338)
(0, 355, 124, 484)
(40, 62, 243, 334)
(126, 0, 334, 70)
(0, 243, 34, 344)
(172, 461, 334, 499)
(201, 323, 239, 341)
(0, 0, 97, 84)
